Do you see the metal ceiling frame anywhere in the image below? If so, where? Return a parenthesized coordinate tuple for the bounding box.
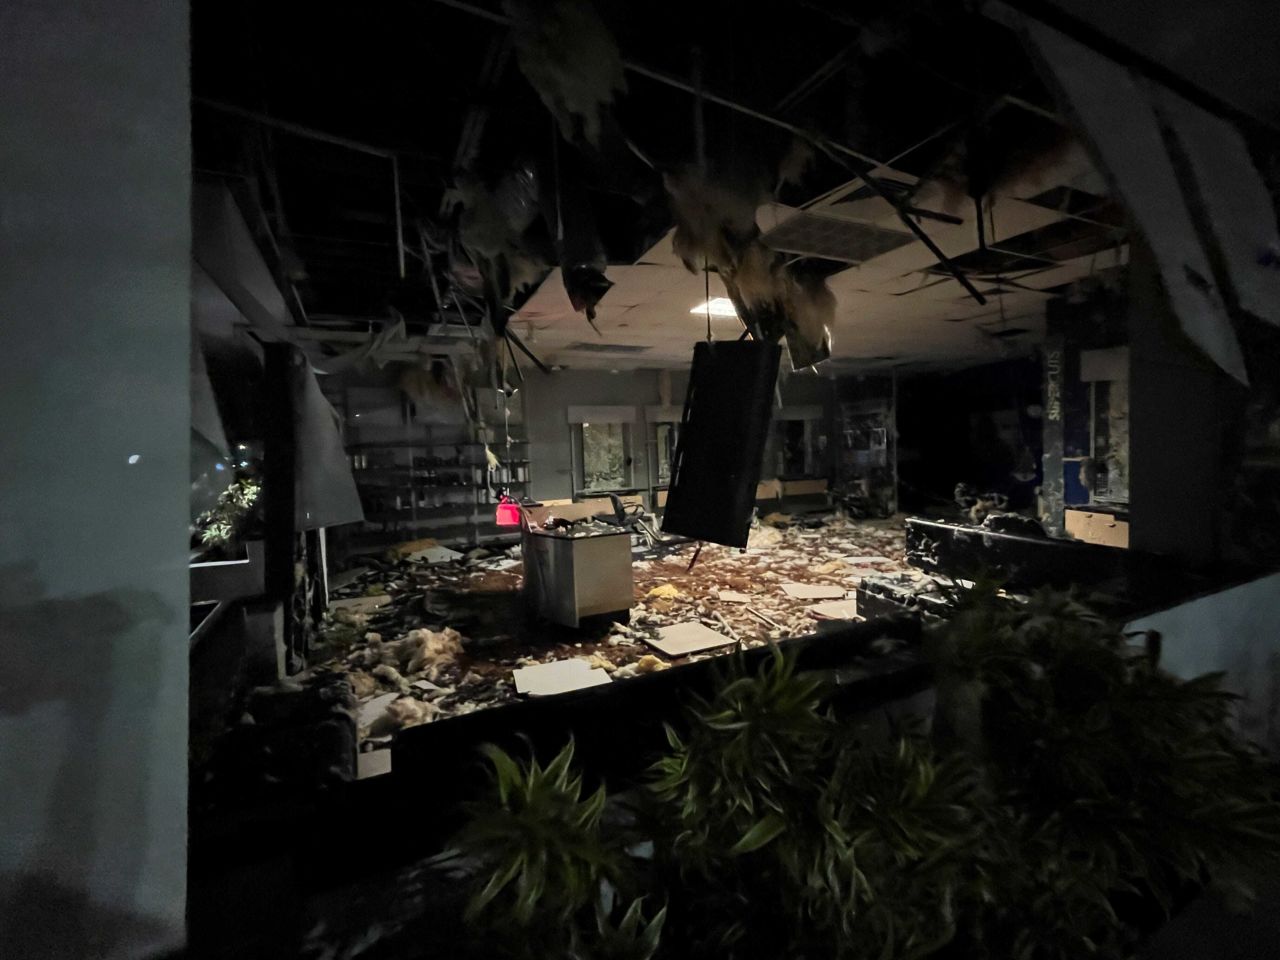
(429, 0, 988, 306)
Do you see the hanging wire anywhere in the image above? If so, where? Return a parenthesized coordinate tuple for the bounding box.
(704, 256, 712, 342)
(551, 117, 564, 245)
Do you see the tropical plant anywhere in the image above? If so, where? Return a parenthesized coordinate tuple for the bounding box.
(194, 475, 261, 547)
(569, 897, 666, 960)
(648, 647, 983, 959)
(931, 585, 1280, 959)
(454, 741, 619, 923)
(449, 594, 1280, 960)
(446, 739, 644, 958)
(817, 726, 983, 959)
(647, 647, 832, 956)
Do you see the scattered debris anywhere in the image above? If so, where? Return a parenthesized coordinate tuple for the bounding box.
(406, 545, 464, 565)
(369, 697, 437, 736)
(399, 628, 464, 676)
(329, 595, 391, 616)
(329, 566, 372, 590)
(647, 621, 735, 657)
(810, 560, 846, 575)
(712, 611, 742, 646)
(512, 659, 612, 696)
(358, 692, 400, 729)
(587, 652, 617, 673)
(349, 671, 379, 698)
(315, 513, 910, 747)
(808, 599, 860, 621)
(386, 537, 440, 561)
(356, 749, 392, 780)
(613, 654, 672, 679)
(646, 583, 683, 600)
(371, 664, 409, 692)
(746, 606, 784, 630)
(747, 524, 784, 548)
(780, 583, 846, 600)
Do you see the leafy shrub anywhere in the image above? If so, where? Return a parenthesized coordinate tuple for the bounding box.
(648, 648, 981, 959)
(194, 476, 260, 547)
(931, 586, 1280, 959)
(449, 592, 1280, 960)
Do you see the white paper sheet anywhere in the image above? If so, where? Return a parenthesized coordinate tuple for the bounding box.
(513, 659, 612, 696)
(647, 621, 735, 657)
(780, 583, 846, 600)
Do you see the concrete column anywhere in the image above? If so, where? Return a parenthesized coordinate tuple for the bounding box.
(0, 2, 190, 956)
(1127, 240, 1241, 564)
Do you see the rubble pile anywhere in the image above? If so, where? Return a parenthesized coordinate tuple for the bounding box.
(310, 516, 913, 748)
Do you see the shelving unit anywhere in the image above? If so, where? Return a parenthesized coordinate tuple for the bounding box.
(332, 385, 529, 548)
(837, 394, 897, 517)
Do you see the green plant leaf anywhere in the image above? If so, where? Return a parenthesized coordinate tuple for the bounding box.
(730, 813, 787, 855)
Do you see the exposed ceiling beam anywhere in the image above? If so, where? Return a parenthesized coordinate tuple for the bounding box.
(989, 0, 1279, 134)
(195, 98, 395, 158)
(428, 0, 986, 305)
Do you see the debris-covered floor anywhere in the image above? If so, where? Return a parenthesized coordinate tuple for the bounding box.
(309, 514, 916, 754)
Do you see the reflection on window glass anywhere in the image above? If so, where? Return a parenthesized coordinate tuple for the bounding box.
(581, 422, 629, 491)
(655, 422, 679, 483)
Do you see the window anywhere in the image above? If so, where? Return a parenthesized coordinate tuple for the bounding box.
(654, 422, 680, 484)
(778, 420, 818, 476)
(772, 406, 827, 477)
(578, 421, 632, 492)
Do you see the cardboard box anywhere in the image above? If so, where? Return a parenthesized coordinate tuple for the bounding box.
(781, 478, 829, 497)
(755, 479, 782, 501)
(1065, 508, 1129, 548)
(525, 495, 645, 526)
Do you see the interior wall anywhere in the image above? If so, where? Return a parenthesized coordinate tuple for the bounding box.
(524, 369, 663, 500)
(1127, 572, 1280, 753)
(1127, 242, 1241, 563)
(523, 367, 838, 502)
(0, 2, 190, 956)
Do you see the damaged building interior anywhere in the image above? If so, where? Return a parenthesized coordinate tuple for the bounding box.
(5, 1, 1280, 958)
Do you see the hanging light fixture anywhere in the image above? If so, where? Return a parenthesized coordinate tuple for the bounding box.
(689, 297, 737, 318)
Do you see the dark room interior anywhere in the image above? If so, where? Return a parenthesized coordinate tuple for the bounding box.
(4, 2, 1280, 958)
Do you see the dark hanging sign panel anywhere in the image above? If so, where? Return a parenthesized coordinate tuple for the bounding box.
(661, 341, 782, 548)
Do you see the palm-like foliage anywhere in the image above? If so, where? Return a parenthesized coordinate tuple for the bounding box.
(932, 586, 1280, 959)
(569, 898, 667, 960)
(650, 647, 829, 867)
(447, 589, 1280, 960)
(452, 741, 620, 933)
(649, 647, 981, 959)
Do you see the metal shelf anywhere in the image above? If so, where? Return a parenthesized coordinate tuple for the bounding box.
(365, 506, 476, 521)
(348, 439, 529, 450)
(358, 479, 527, 490)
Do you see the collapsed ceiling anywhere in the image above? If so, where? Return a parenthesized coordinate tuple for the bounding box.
(192, 0, 1130, 377)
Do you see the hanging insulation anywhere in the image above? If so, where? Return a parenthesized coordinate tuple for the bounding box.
(503, 0, 626, 147)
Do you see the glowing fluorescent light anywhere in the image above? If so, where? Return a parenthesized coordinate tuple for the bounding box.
(690, 297, 737, 318)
